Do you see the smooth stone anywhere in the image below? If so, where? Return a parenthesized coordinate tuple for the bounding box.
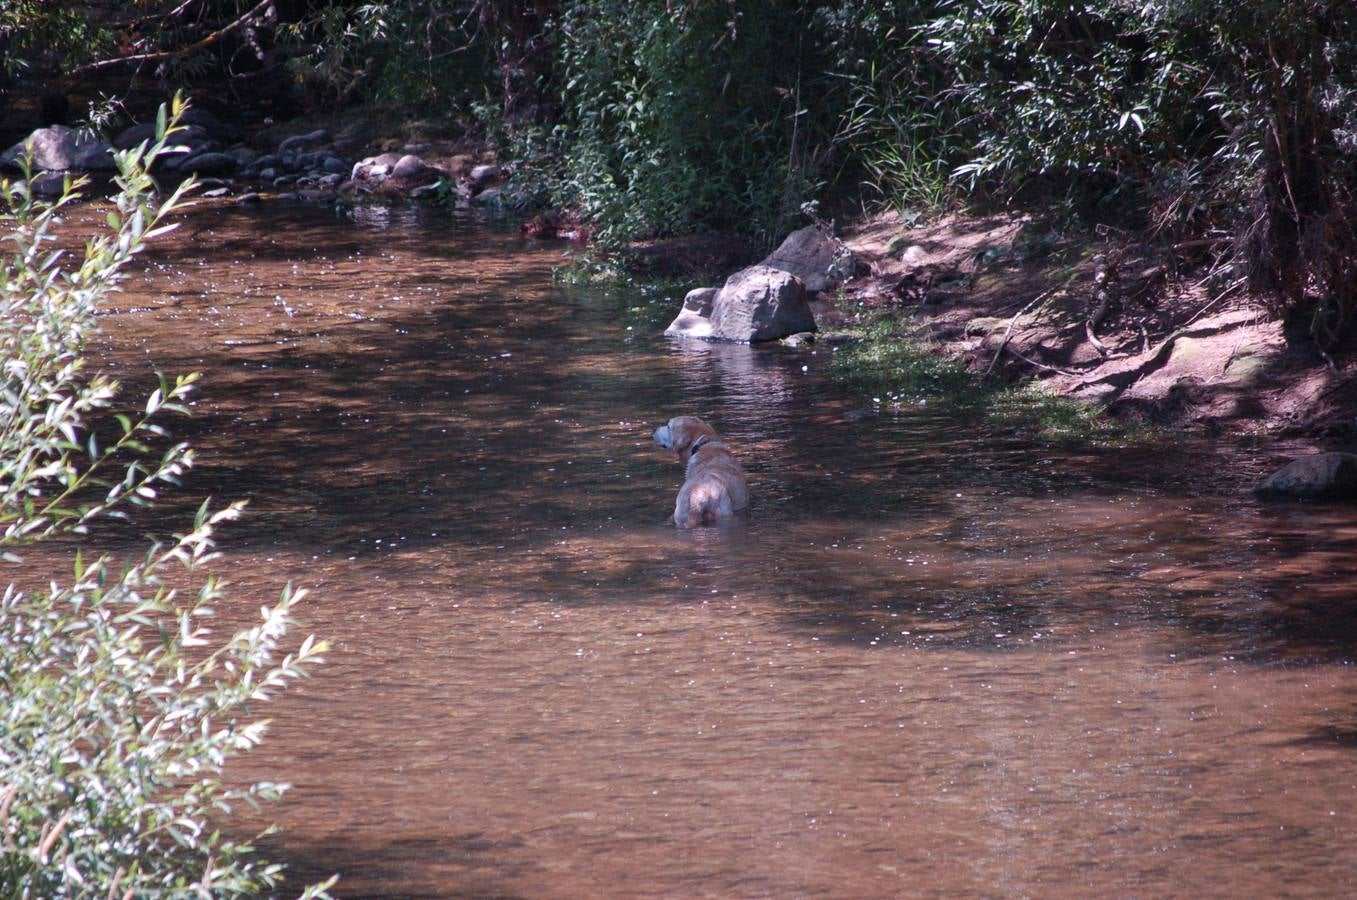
(762, 224, 858, 294)
(664, 288, 719, 339)
(1254, 452, 1357, 500)
(178, 151, 237, 175)
(278, 128, 331, 154)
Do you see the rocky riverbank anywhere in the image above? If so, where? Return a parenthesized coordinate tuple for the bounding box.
(0, 110, 507, 208)
(830, 210, 1357, 441)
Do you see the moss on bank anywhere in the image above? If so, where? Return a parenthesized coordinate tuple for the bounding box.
(828, 318, 1144, 446)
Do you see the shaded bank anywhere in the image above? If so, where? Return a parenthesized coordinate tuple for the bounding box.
(830, 211, 1357, 440)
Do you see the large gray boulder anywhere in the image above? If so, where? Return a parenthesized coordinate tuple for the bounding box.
(762, 224, 857, 294)
(1254, 452, 1357, 500)
(666, 265, 816, 343)
(1, 125, 107, 173)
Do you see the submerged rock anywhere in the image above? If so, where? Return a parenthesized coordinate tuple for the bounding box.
(1254, 452, 1357, 500)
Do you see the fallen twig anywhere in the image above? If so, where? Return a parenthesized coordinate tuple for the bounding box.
(1004, 348, 1089, 377)
(1084, 320, 1110, 356)
(1181, 277, 1246, 330)
(1172, 236, 1228, 254)
(985, 288, 1056, 377)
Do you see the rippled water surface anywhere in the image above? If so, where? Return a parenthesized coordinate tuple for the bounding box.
(56, 201, 1357, 895)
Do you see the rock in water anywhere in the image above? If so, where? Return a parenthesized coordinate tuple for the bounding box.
(2, 125, 108, 172)
(390, 154, 435, 180)
(1253, 452, 1357, 500)
(708, 265, 816, 342)
(666, 265, 816, 343)
(664, 288, 718, 339)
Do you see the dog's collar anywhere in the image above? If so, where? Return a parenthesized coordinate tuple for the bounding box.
(689, 434, 713, 454)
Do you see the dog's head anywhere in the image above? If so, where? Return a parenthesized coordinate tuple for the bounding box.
(653, 415, 720, 463)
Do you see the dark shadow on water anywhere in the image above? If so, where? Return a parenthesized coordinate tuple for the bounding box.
(57, 200, 1357, 674)
(33, 200, 1357, 898)
(270, 832, 529, 899)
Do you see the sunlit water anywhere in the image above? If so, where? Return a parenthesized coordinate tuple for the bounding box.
(32, 201, 1357, 895)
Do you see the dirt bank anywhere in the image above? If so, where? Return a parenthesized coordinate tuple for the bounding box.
(835, 211, 1357, 439)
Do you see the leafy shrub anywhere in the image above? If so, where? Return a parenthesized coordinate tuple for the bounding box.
(536, 0, 825, 247)
(926, 0, 1357, 345)
(812, 2, 957, 214)
(0, 98, 332, 897)
(280, 1, 492, 110)
(0, 1, 280, 90)
(0, 1, 116, 80)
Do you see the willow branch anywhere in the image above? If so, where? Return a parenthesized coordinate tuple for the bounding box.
(70, 0, 274, 75)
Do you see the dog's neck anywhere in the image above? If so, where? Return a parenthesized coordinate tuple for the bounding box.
(688, 434, 713, 455)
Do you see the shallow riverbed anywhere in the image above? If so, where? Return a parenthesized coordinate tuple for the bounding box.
(54, 200, 1357, 896)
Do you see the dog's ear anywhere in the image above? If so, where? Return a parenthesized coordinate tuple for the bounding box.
(667, 420, 696, 460)
(674, 420, 712, 462)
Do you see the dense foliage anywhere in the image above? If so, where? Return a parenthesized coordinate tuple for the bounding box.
(6, 0, 1357, 339)
(0, 99, 331, 897)
(931, 0, 1357, 346)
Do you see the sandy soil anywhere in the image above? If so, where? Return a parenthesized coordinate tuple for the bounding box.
(837, 211, 1357, 438)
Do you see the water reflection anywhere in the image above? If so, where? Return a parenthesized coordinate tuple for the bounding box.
(39, 200, 1357, 896)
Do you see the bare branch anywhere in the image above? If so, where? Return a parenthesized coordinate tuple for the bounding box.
(70, 0, 274, 76)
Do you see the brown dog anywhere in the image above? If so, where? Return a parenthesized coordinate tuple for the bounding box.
(652, 416, 749, 527)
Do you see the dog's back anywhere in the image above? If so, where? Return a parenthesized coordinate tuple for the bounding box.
(653, 416, 748, 527)
(674, 439, 747, 526)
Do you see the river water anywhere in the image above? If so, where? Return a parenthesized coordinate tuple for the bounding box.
(67, 201, 1357, 895)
